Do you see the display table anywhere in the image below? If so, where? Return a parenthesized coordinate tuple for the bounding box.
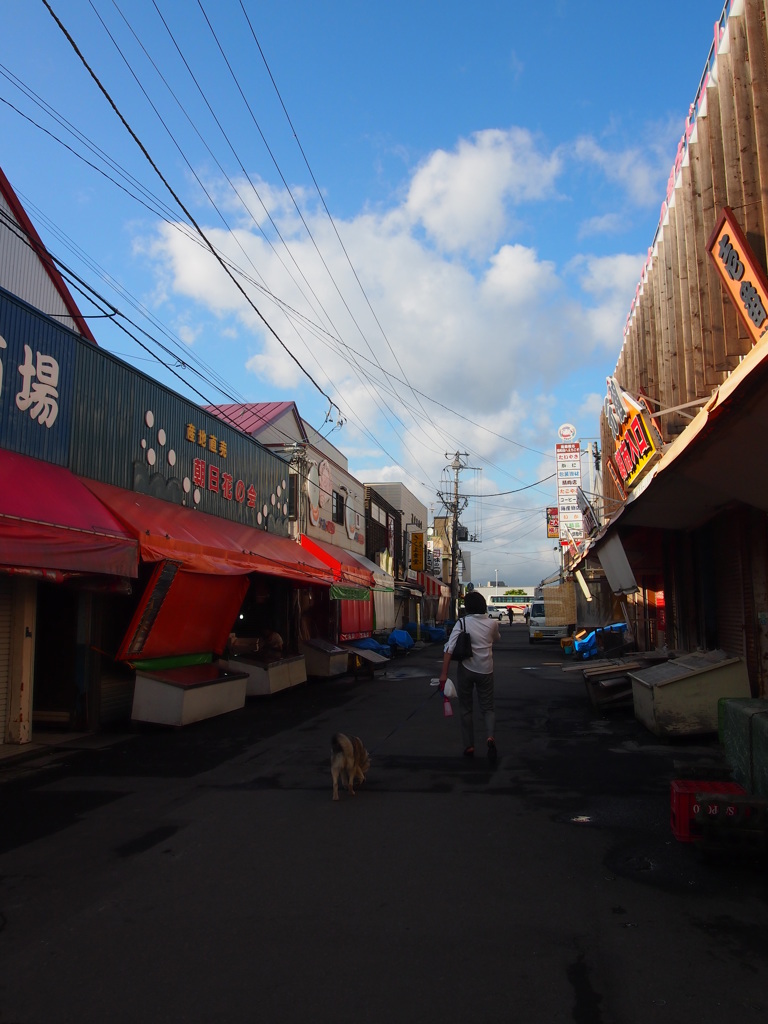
(219, 654, 307, 696)
(131, 663, 247, 726)
(299, 638, 350, 678)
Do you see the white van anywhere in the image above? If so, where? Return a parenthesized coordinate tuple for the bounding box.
(528, 600, 570, 644)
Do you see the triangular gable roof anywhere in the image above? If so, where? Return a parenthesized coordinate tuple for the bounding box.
(205, 402, 308, 442)
(0, 167, 97, 344)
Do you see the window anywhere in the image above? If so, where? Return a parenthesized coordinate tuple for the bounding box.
(370, 502, 386, 526)
(332, 490, 345, 525)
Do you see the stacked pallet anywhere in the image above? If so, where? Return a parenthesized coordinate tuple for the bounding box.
(580, 659, 642, 710)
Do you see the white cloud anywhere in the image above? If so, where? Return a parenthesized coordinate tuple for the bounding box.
(405, 128, 562, 255)
(144, 124, 647, 544)
(572, 127, 677, 207)
(578, 212, 626, 238)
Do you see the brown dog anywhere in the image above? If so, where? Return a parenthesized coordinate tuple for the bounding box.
(331, 733, 370, 800)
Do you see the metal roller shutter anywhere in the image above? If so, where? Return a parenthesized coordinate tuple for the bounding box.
(713, 514, 746, 660)
(0, 577, 11, 742)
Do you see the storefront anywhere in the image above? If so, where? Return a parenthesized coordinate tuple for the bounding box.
(587, 320, 768, 696)
(0, 449, 138, 740)
(415, 570, 451, 625)
(299, 534, 375, 641)
(347, 550, 396, 634)
(79, 482, 335, 709)
(0, 283, 321, 739)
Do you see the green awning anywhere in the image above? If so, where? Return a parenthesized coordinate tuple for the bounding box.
(330, 583, 370, 601)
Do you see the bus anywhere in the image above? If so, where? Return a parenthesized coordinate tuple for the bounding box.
(472, 587, 535, 620)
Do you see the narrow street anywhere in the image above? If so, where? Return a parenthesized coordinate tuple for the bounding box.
(1, 624, 766, 1024)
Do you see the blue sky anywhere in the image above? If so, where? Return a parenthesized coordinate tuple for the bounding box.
(1, 0, 721, 585)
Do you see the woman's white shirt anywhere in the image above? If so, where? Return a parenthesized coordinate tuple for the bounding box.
(444, 613, 500, 674)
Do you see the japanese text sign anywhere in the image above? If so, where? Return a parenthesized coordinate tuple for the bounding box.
(707, 207, 768, 347)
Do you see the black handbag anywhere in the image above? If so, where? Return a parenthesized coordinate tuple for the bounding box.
(451, 617, 473, 662)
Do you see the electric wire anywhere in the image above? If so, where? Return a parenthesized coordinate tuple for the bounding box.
(238, 0, 444, 454)
(42, 0, 342, 420)
(26, 2, 556, 516)
(150, 0, 447, 471)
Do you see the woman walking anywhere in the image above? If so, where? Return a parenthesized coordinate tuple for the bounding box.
(439, 590, 501, 762)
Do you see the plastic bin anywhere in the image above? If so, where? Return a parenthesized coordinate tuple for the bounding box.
(670, 779, 746, 842)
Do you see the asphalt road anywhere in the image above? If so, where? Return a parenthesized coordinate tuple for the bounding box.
(1, 623, 766, 1023)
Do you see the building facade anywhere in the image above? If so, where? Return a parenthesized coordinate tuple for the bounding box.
(0, 174, 339, 743)
(576, 0, 768, 698)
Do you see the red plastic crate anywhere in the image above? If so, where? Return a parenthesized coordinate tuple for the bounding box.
(670, 779, 746, 842)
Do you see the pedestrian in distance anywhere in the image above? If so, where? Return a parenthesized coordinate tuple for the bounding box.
(507, 606, 514, 625)
(439, 590, 501, 762)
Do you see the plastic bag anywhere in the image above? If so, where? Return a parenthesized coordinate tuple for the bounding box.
(443, 679, 457, 699)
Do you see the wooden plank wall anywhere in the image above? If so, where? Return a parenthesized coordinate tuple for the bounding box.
(602, 0, 768, 507)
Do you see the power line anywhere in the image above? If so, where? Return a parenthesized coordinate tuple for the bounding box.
(42, 0, 342, 422)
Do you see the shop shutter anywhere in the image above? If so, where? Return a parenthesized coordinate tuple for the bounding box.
(739, 511, 762, 694)
(713, 514, 746, 659)
(0, 577, 12, 742)
(99, 669, 135, 726)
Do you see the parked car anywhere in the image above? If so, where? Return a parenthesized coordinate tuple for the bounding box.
(488, 607, 507, 620)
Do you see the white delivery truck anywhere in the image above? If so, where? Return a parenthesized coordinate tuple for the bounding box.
(528, 581, 576, 644)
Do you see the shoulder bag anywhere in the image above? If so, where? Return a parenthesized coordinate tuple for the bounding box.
(451, 617, 473, 662)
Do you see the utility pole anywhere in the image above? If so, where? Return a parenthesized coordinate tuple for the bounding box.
(439, 452, 468, 621)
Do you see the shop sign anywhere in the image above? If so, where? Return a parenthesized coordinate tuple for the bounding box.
(707, 207, 768, 346)
(546, 507, 559, 539)
(427, 541, 442, 578)
(0, 290, 292, 531)
(604, 377, 661, 490)
(577, 487, 600, 536)
(0, 304, 75, 465)
(556, 440, 583, 541)
(410, 531, 425, 571)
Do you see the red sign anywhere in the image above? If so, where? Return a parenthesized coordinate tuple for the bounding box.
(546, 507, 559, 539)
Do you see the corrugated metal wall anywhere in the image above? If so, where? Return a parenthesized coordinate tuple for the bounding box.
(0, 289, 76, 466)
(70, 341, 293, 533)
(0, 286, 295, 536)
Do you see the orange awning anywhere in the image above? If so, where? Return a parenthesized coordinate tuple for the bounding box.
(83, 480, 333, 584)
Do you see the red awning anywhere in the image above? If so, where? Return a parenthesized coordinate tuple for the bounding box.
(117, 562, 249, 661)
(0, 449, 138, 577)
(83, 480, 334, 585)
(415, 571, 446, 597)
(299, 535, 375, 589)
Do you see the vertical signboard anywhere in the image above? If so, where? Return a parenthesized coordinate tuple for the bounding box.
(556, 424, 583, 543)
(546, 507, 559, 539)
(410, 531, 424, 571)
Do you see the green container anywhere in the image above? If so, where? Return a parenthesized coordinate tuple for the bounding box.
(719, 698, 768, 793)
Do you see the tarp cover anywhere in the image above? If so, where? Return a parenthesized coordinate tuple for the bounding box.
(0, 449, 138, 577)
(84, 480, 333, 584)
